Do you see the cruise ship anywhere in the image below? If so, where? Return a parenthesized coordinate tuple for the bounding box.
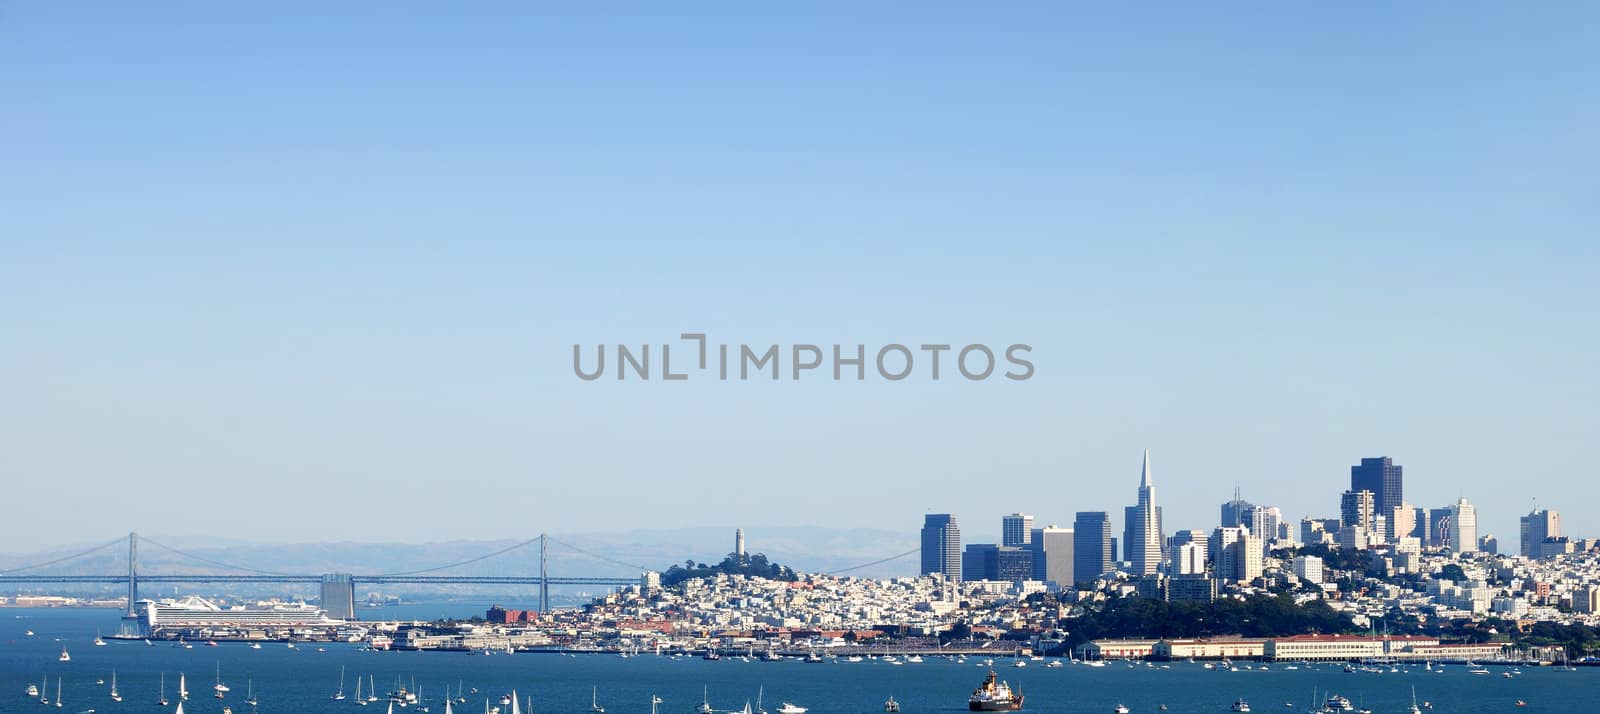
(137, 597, 342, 634)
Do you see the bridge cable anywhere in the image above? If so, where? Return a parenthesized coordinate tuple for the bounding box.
(545, 536, 649, 572)
(139, 537, 295, 576)
(373, 535, 545, 577)
(823, 547, 920, 575)
(1, 536, 126, 574)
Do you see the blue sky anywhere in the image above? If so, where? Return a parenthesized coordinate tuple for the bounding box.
(1, 3, 1595, 554)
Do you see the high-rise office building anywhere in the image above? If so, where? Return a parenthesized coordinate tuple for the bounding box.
(1029, 526, 1073, 585)
(1002, 513, 1034, 547)
(1218, 533, 1262, 582)
(1128, 449, 1163, 576)
(1387, 503, 1416, 544)
(1340, 489, 1376, 531)
(1169, 529, 1207, 552)
(1350, 456, 1403, 515)
(1450, 498, 1478, 553)
(962, 544, 1032, 584)
(1521, 509, 1561, 558)
(1073, 511, 1113, 585)
(1220, 487, 1252, 530)
(1429, 508, 1454, 548)
(1175, 542, 1207, 575)
(1411, 506, 1431, 543)
(1209, 525, 1246, 571)
(320, 573, 355, 620)
(920, 514, 962, 580)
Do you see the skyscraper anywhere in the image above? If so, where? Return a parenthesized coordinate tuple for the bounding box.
(1002, 513, 1034, 547)
(1073, 511, 1112, 585)
(1128, 449, 1163, 576)
(1450, 498, 1478, 553)
(319, 573, 355, 620)
(920, 514, 961, 580)
(1350, 456, 1404, 515)
(1521, 509, 1561, 558)
(1429, 508, 1454, 548)
(1220, 487, 1252, 530)
(1029, 526, 1074, 585)
(1340, 489, 1376, 531)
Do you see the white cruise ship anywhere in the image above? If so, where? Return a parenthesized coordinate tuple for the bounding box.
(137, 596, 341, 633)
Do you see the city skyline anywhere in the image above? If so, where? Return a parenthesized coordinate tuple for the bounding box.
(2, 3, 1595, 549)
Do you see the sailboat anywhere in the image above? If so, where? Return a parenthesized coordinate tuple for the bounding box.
(55, 677, 63, 709)
(333, 666, 347, 701)
(59, 645, 71, 662)
(175, 700, 185, 714)
(111, 669, 123, 702)
(179, 672, 190, 701)
(369, 675, 380, 703)
(356, 675, 368, 706)
(509, 690, 524, 714)
(159, 672, 170, 705)
(95, 630, 108, 646)
(215, 662, 231, 698)
(650, 695, 662, 714)
(246, 680, 258, 707)
(591, 687, 605, 713)
(443, 693, 454, 714)
(1408, 686, 1422, 714)
(696, 686, 713, 714)
(755, 686, 768, 714)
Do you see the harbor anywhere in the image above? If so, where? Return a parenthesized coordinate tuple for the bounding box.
(10, 608, 1598, 714)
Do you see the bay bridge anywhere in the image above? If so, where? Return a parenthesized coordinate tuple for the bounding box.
(0, 532, 647, 616)
(0, 533, 919, 619)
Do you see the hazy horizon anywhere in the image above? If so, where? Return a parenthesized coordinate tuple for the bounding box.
(2, 4, 1595, 552)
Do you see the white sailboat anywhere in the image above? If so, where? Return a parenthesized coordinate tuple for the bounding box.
(590, 686, 604, 713)
(59, 645, 71, 662)
(333, 666, 347, 701)
(180, 672, 190, 701)
(175, 700, 185, 714)
(443, 695, 454, 714)
(159, 672, 169, 705)
(55, 677, 63, 709)
(509, 690, 523, 714)
(356, 675, 367, 706)
(246, 680, 258, 706)
(369, 675, 380, 703)
(111, 669, 123, 702)
(215, 662, 230, 698)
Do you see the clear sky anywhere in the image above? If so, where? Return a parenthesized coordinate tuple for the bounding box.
(2, 3, 1595, 555)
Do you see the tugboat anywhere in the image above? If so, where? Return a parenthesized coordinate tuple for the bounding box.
(968, 669, 1024, 711)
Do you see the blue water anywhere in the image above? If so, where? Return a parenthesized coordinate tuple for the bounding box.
(3, 609, 1593, 713)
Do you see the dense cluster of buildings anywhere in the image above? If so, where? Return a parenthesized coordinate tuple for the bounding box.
(919, 453, 1595, 603)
